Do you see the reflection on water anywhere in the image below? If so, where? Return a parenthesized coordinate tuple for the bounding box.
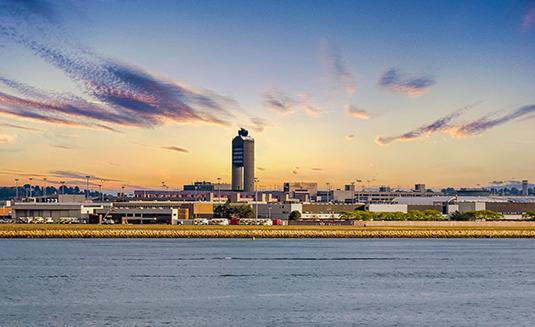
(1, 239, 535, 326)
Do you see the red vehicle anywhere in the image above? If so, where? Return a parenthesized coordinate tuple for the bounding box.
(272, 219, 283, 225)
(230, 217, 240, 225)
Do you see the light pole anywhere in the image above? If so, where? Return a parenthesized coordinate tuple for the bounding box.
(85, 176, 90, 200)
(121, 186, 125, 200)
(14, 178, 19, 199)
(43, 178, 47, 198)
(99, 183, 103, 202)
(217, 177, 221, 204)
(60, 181, 65, 195)
(254, 178, 259, 223)
(326, 182, 331, 203)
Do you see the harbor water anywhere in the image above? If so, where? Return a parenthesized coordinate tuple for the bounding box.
(1, 239, 534, 326)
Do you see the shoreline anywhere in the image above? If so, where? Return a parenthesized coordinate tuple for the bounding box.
(2, 224, 535, 238)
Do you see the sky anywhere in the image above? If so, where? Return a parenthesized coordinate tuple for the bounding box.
(1, 0, 535, 191)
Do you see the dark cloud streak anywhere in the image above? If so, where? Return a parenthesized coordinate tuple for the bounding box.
(452, 105, 535, 136)
(379, 68, 435, 96)
(322, 41, 356, 95)
(376, 104, 476, 145)
(161, 146, 189, 153)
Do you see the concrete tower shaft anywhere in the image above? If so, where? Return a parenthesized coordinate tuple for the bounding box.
(231, 128, 254, 192)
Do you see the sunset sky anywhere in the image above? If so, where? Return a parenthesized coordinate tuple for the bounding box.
(1, 0, 535, 191)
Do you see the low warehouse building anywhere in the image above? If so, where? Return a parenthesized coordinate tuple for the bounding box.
(94, 204, 188, 224)
(10, 203, 109, 223)
(256, 203, 302, 220)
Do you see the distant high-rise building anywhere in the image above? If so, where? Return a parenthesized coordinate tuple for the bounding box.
(232, 128, 255, 192)
(415, 184, 426, 193)
(522, 180, 529, 196)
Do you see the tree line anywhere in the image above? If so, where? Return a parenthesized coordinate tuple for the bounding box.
(213, 203, 255, 218)
(340, 210, 445, 221)
(0, 185, 102, 200)
(341, 209, 535, 221)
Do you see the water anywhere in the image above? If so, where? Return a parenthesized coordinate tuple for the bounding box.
(1, 239, 534, 326)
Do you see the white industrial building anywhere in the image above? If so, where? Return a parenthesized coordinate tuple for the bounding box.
(367, 204, 408, 213)
(256, 203, 302, 220)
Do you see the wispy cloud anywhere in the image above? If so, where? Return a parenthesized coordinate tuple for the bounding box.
(523, 8, 535, 31)
(161, 145, 189, 153)
(302, 104, 322, 117)
(376, 102, 535, 145)
(376, 104, 475, 145)
(263, 90, 297, 114)
(0, 122, 42, 131)
(311, 167, 323, 171)
(51, 144, 75, 150)
(450, 105, 535, 136)
(345, 104, 370, 120)
(0, 1, 240, 131)
(297, 94, 322, 117)
(49, 170, 121, 182)
(248, 116, 267, 133)
(378, 68, 435, 97)
(321, 40, 356, 95)
(0, 88, 124, 131)
(0, 133, 16, 144)
(263, 90, 322, 117)
(0, 169, 48, 178)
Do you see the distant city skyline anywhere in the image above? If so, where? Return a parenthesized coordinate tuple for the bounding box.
(1, 0, 535, 190)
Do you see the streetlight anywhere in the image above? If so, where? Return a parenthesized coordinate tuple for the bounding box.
(43, 178, 47, 198)
(254, 177, 259, 223)
(326, 182, 331, 203)
(60, 181, 65, 195)
(217, 177, 222, 204)
(29, 177, 33, 197)
(14, 178, 19, 199)
(85, 176, 90, 200)
(121, 186, 125, 200)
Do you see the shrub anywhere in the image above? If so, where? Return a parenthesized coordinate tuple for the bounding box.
(340, 210, 444, 221)
(288, 210, 301, 220)
(449, 210, 503, 221)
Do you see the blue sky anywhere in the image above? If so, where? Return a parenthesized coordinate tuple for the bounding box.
(1, 0, 535, 190)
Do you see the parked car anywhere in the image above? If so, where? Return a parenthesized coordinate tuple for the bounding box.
(193, 218, 209, 225)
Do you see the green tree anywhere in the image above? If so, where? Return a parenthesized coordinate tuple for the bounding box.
(522, 211, 535, 220)
(472, 210, 503, 221)
(449, 210, 503, 221)
(235, 205, 254, 218)
(449, 211, 474, 221)
(340, 211, 376, 221)
(214, 203, 232, 218)
(288, 210, 301, 220)
(422, 210, 445, 221)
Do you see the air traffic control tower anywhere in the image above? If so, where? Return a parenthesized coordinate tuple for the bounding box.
(232, 128, 254, 192)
